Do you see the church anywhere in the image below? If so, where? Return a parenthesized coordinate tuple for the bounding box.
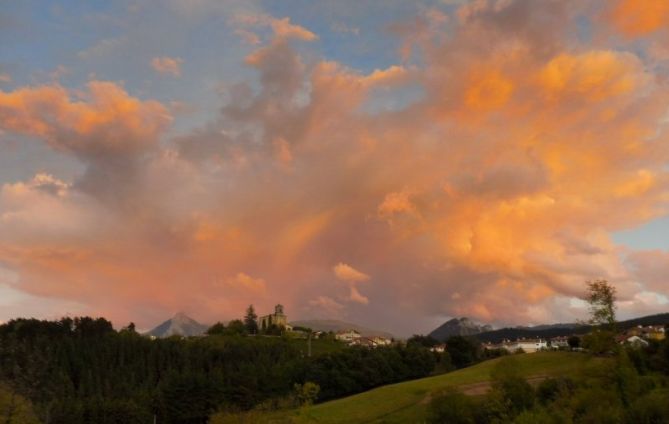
(258, 304, 288, 330)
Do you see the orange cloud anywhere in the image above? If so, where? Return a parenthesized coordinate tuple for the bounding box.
(607, 0, 669, 37)
(539, 51, 639, 102)
(0, 81, 171, 157)
(3, 5, 669, 333)
(464, 70, 514, 111)
(333, 263, 370, 283)
(222, 272, 267, 295)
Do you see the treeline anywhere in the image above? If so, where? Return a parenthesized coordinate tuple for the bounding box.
(407, 334, 506, 370)
(0, 317, 435, 423)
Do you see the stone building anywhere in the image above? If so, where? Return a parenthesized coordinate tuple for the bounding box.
(258, 304, 288, 330)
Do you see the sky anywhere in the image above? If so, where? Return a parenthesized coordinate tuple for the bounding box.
(1, 0, 669, 336)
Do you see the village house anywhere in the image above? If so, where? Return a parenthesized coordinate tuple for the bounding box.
(550, 336, 570, 349)
(370, 336, 392, 346)
(348, 335, 393, 348)
(335, 329, 361, 343)
(484, 338, 548, 353)
(510, 338, 548, 353)
(619, 335, 649, 348)
(430, 344, 446, 353)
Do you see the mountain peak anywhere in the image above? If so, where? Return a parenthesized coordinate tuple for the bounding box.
(146, 313, 208, 338)
(428, 317, 492, 341)
(172, 311, 192, 321)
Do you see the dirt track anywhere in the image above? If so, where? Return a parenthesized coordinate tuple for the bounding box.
(461, 374, 549, 395)
(421, 374, 550, 404)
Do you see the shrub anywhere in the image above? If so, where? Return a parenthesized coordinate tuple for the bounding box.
(625, 389, 669, 424)
(427, 389, 478, 424)
(536, 377, 575, 405)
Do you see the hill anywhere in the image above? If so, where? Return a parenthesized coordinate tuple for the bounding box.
(145, 312, 208, 338)
(428, 317, 493, 341)
(475, 312, 669, 343)
(211, 352, 598, 423)
(290, 319, 394, 339)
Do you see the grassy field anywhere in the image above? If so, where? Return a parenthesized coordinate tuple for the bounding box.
(211, 351, 602, 424)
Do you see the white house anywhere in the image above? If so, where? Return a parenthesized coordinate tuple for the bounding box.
(371, 336, 392, 346)
(621, 335, 649, 348)
(430, 344, 446, 353)
(335, 330, 361, 343)
(550, 336, 570, 349)
(491, 338, 547, 353)
(511, 339, 548, 353)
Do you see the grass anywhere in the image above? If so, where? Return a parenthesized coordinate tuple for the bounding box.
(211, 351, 603, 424)
(286, 338, 347, 357)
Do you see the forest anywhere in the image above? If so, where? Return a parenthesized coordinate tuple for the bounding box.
(0, 317, 435, 423)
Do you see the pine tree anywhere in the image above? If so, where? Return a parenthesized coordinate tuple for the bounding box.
(244, 305, 259, 335)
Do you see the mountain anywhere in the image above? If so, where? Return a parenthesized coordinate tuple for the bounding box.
(146, 312, 209, 338)
(474, 312, 669, 344)
(290, 319, 394, 339)
(428, 317, 493, 341)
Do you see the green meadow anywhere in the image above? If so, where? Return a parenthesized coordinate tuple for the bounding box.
(212, 351, 601, 423)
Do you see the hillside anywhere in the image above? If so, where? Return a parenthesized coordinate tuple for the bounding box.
(290, 319, 394, 339)
(211, 352, 597, 423)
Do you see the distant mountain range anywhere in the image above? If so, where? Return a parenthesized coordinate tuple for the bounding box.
(428, 317, 493, 341)
(290, 319, 394, 339)
(428, 313, 669, 344)
(475, 313, 669, 343)
(145, 312, 208, 338)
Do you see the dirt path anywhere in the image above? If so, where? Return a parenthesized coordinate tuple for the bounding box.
(461, 374, 549, 395)
(421, 374, 550, 404)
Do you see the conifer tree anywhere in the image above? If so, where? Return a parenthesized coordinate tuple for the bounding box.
(244, 305, 259, 335)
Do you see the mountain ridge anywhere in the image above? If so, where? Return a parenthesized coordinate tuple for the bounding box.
(474, 312, 669, 343)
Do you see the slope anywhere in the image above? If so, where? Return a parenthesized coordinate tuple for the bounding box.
(212, 351, 599, 424)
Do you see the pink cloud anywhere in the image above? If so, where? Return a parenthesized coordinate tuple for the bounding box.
(151, 56, 183, 77)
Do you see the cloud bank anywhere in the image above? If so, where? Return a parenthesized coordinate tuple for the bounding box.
(1, 1, 669, 334)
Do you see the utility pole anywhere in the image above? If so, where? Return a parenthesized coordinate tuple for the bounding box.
(307, 332, 312, 358)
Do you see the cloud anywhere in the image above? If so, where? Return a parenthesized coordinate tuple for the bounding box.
(233, 14, 317, 43)
(221, 272, 267, 295)
(2, 4, 669, 334)
(0, 81, 170, 158)
(333, 263, 370, 283)
(334, 263, 370, 305)
(151, 56, 183, 77)
(0, 81, 172, 204)
(606, 0, 669, 38)
(348, 286, 369, 305)
(306, 296, 345, 318)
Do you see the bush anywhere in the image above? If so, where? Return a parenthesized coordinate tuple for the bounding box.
(427, 389, 478, 424)
(446, 336, 480, 369)
(490, 357, 535, 417)
(625, 389, 669, 424)
(570, 387, 624, 423)
(536, 377, 575, 405)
